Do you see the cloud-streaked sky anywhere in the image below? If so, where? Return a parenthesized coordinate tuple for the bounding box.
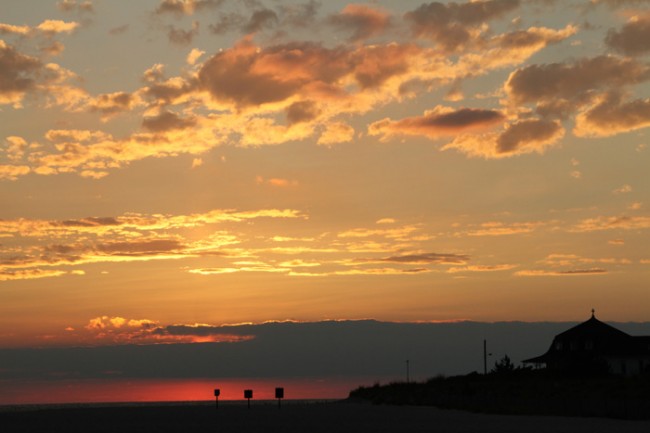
(1, 0, 650, 357)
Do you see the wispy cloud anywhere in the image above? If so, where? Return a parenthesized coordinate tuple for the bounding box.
(0, 209, 305, 281)
(571, 215, 650, 232)
(515, 268, 607, 277)
(455, 221, 547, 236)
(81, 315, 255, 344)
(448, 264, 517, 273)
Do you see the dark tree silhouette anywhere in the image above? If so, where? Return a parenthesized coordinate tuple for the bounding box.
(492, 354, 515, 374)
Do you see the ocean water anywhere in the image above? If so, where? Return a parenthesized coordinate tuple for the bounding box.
(0, 376, 392, 406)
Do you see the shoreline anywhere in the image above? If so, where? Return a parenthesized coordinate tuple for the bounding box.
(0, 398, 339, 413)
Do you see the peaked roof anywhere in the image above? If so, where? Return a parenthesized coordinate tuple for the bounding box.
(555, 313, 630, 340)
(522, 313, 638, 364)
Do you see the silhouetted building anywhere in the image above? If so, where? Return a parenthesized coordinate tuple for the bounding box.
(523, 312, 650, 376)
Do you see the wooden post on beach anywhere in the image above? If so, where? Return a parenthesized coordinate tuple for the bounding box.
(276, 387, 284, 409)
(214, 389, 220, 410)
(244, 389, 253, 409)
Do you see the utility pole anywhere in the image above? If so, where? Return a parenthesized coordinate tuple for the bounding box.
(406, 359, 410, 384)
(483, 339, 487, 375)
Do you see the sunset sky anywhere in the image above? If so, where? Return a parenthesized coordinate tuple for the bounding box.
(1, 0, 650, 360)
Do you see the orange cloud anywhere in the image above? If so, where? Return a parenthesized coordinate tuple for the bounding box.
(269, 178, 295, 187)
(36, 20, 80, 34)
(0, 19, 80, 38)
(167, 21, 199, 45)
(256, 176, 298, 187)
(505, 55, 648, 116)
(0, 269, 67, 281)
(354, 252, 470, 265)
(1, 19, 583, 180)
(318, 122, 355, 146)
(0, 23, 31, 35)
(448, 264, 517, 273)
(186, 48, 204, 65)
(540, 253, 632, 267)
(0, 40, 41, 106)
(142, 110, 197, 132)
(87, 91, 139, 118)
(57, 0, 94, 13)
(605, 14, 650, 56)
(443, 119, 564, 158)
(455, 220, 547, 236)
(86, 316, 157, 331)
(571, 215, 650, 232)
(155, 0, 220, 16)
(515, 269, 607, 277)
(198, 37, 349, 108)
(369, 106, 505, 141)
(612, 184, 632, 194)
(574, 93, 650, 138)
(3, 135, 31, 159)
(289, 267, 431, 277)
(328, 4, 392, 42)
(0, 164, 31, 180)
(0, 208, 306, 280)
(405, 0, 520, 51)
(285, 100, 321, 125)
(81, 315, 255, 344)
(337, 225, 421, 240)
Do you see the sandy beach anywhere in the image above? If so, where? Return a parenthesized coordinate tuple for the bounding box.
(2, 401, 650, 433)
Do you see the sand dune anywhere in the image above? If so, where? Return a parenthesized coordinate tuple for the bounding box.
(2, 401, 650, 433)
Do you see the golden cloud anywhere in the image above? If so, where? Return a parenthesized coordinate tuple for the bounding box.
(0, 23, 31, 35)
(36, 20, 80, 34)
(455, 220, 547, 236)
(369, 106, 505, 141)
(447, 264, 517, 273)
(443, 119, 565, 158)
(57, 0, 94, 13)
(0, 269, 67, 281)
(515, 268, 607, 277)
(0, 208, 306, 280)
(571, 215, 650, 232)
(0, 17, 585, 181)
(505, 55, 648, 115)
(574, 93, 650, 138)
(0, 164, 31, 180)
(354, 252, 470, 265)
(289, 267, 431, 277)
(155, 0, 220, 16)
(317, 122, 355, 146)
(0, 40, 41, 107)
(605, 14, 650, 56)
(405, 0, 520, 51)
(328, 4, 392, 42)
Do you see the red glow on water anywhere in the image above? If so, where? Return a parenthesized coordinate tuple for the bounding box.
(0, 377, 379, 405)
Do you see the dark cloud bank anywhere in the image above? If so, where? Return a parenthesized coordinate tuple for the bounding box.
(3, 321, 650, 382)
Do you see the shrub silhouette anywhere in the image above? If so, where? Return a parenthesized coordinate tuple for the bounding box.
(491, 355, 514, 374)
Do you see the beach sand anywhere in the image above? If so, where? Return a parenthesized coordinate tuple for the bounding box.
(2, 401, 649, 433)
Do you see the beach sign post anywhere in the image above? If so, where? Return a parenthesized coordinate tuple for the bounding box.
(214, 388, 220, 410)
(275, 387, 284, 409)
(244, 389, 253, 409)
